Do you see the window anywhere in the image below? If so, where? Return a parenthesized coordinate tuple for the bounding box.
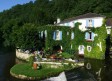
(56, 30, 60, 40)
(53, 30, 62, 40)
(85, 32, 94, 41)
(67, 32, 69, 35)
(86, 19, 94, 28)
(87, 46, 92, 52)
(71, 44, 72, 49)
(71, 32, 74, 39)
(106, 28, 111, 34)
(88, 19, 92, 27)
(78, 45, 85, 54)
(80, 45, 84, 51)
(45, 30, 47, 37)
(89, 32, 92, 39)
(39, 31, 41, 38)
(41, 31, 43, 38)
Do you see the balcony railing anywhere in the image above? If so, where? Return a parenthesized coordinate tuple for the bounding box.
(86, 39, 93, 42)
(85, 26, 93, 29)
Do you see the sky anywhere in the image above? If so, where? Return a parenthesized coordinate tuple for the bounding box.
(0, 0, 35, 12)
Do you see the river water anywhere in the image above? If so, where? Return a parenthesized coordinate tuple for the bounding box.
(1, 53, 112, 81)
(0, 50, 15, 81)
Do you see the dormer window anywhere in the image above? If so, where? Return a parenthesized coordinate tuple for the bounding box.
(53, 30, 62, 40)
(85, 32, 94, 42)
(86, 19, 94, 28)
(88, 19, 92, 27)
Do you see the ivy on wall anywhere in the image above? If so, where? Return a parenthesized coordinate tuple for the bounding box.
(37, 25, 75, 53)
(74, 20, 107, 60)
(85, 26, 107, 59)
(37, 20, 107, 60)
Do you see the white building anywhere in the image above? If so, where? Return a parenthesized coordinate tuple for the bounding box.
(56, 13, 105, 31)
(55, 13, 107, 55)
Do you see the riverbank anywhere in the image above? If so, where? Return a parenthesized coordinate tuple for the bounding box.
(16, 50, 32, 61)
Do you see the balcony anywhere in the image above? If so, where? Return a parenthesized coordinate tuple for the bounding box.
(86, 39, 93, 42)
(85, 26, 93, 29)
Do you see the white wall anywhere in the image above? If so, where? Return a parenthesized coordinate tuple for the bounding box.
(58, 17, 104, 31)
(94, 17, 104, 27)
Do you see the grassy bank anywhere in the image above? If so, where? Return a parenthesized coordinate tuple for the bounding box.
(10, 63, 70, 80)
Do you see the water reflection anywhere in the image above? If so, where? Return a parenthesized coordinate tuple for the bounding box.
(66, 58, 112, 81)
(85, 58, 104, 81)
(84, 58, 112, 81)
(0, 47, 16, 81)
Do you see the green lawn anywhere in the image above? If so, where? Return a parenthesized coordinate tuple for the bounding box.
(10, 63, 67, 80)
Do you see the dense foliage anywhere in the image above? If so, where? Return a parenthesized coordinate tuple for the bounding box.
(0, 0, 111, 53)
(73, 22, 107, 59)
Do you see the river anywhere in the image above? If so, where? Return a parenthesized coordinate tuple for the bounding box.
(0, 50, 15, 81)
(1, 53, 112, 81)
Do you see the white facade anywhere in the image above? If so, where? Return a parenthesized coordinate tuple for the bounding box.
(58, 17, 104, 31)
(56, 13, 106, 55)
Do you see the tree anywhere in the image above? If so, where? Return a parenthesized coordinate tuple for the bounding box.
(15, 23, 40, 50)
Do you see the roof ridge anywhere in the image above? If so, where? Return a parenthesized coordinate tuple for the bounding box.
(58, 13, 105, 24)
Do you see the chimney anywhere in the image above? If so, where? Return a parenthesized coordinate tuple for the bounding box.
(57, 18, 61, 23)
(71, 22, 75, 28)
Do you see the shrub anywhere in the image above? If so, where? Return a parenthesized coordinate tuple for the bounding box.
(29, 56, 34, 66)
(61, 52, 74, 59)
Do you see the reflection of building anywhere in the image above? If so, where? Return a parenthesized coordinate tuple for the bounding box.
(84, 58, 112, 81)
(84, 58, 105, 81)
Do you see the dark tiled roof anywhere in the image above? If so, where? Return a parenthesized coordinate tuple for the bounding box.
(58, 13, 106, 24)
(106, 18, 112, 26)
